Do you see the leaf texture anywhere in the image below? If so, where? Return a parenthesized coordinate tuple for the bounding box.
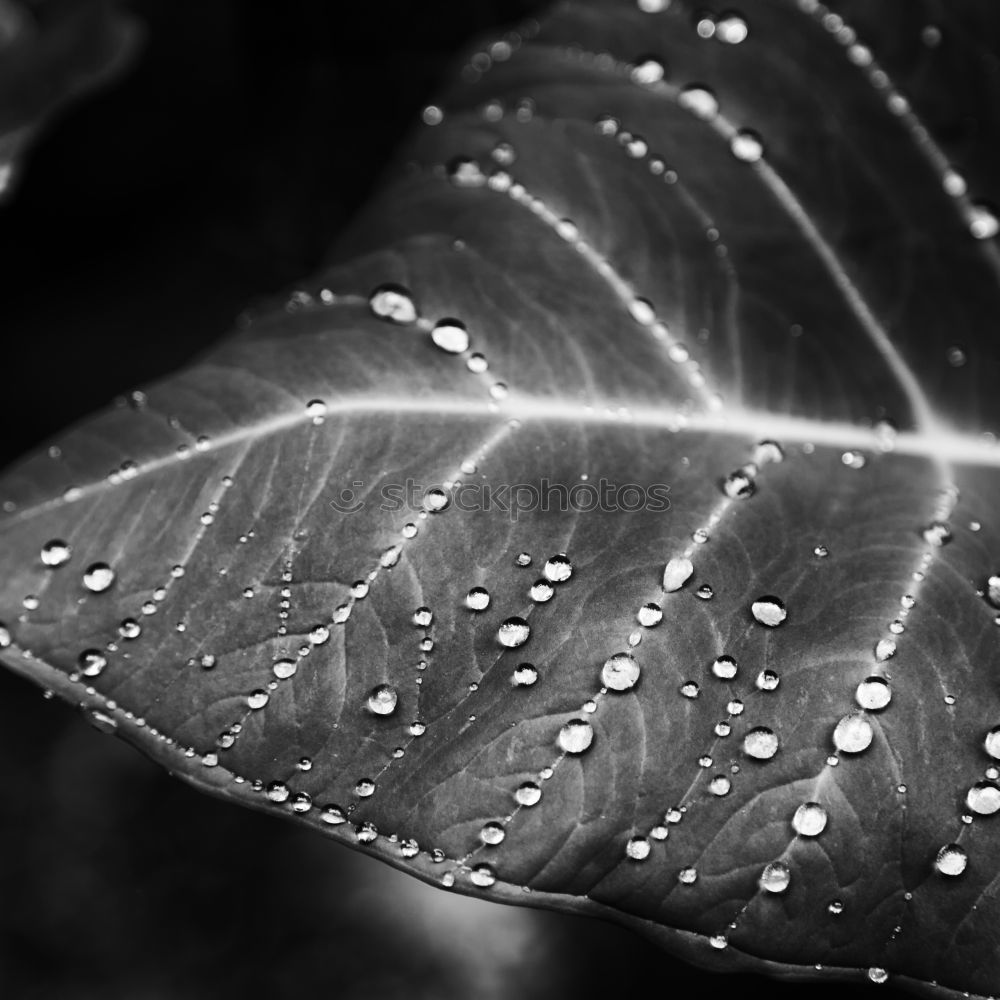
(3, 1, 1000, 995)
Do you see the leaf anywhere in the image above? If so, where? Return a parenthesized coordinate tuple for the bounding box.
(2, 0, 1000, 995)
(0, 0, 141, 200)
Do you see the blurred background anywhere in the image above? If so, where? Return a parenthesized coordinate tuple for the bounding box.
(0, 1, 897, 996)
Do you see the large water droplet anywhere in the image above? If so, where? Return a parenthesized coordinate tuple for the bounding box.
(273, 658, 298, 680)
(529, 580, 554, 602)
(498, 617, 530, 647)
(743, 726, 779, 760)
(83, 562, 115, 593)
(480, 822, 506, 845)
(41, 540, 72, 568)
(833, 713, 873, 753)
(543, 553, 573, 583)
(662, 556, 693, 592)
(602, 651, 641, 691)
(369, 284, 418, 324)
(678, 85, 719, 120)
(711, 655, 738, 680)
(758, 860, 791, 893)
(558, 718, 594, 753)
(856, 676, 891, 711)
(868, 968, 889, 985)
(466, 587, 491, 611)
(934, 843, 968, 876)
(875, 638, 896, 662)
(431, 318, 469, 354)
(791, 801, 828, 836)
(966, 782, 1000, 816)
(266, 781, 290, 803)
(638, 602, 663, 626)
(756, 669, 780, 691)
(715, 13, 749, 43)
(515, 782, 542, 806)
(751, 596, 786, 627)
(367, 684, 398, 716)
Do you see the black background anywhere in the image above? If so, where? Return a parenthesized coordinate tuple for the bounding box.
(0, 2, 900, 996)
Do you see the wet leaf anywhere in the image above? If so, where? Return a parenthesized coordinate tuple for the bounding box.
(3, 0, 1000, 995)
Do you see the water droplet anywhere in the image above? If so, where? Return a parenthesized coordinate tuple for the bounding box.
(680, 681, 700, 698)
(515, 782, 542, 806)
(966, 781, 1000, 816)
(753, 440, 784, 465)
(856, 676, 891, 711)
(515, 552, 532, 567)
(355, 822, 378, 843)
(934, 843, 967, 876)
(399, 839, 419, 858)
(828, 899, 844, 916)
(408, 721, 426, 737)
(711, 655, 738, 680)
(558, 718, 594, 753)
(78, 649, 107, 677)
(813, 544, 829, 558)
(628, 297, 656, 325)
(480, 822, 506, 845)
(247, 690, 270, 710)
(369, 284, 418, 324)
(709, 774, 731, 796)
(491, 141, 516, 166)
(265, 781, 290, 803)
(730, 129, 764, 162)
(841, 450, 866, 469)
(273, 658, 298, 680)
(117, 618, 140, 640)
(602, 651, 641, 691)
(543, 553, 573, 582)
(631, 57, 665, 85)
(715, 13, 748, 43)
(759, 860, 791, 893)
(723, 469, 756, 499)
(447, 156, 486, 188)
(833, 713, 873, 753)
(677, 866, 698, 885)
(626, 836, 652, 860)
(431, 318, 469, 353)
(743, 727, 779, 760)
(696, 584, 714, 600)
(529, 580, 554, 602)
(305, 399, 327, 424)
(466, 587, 491, 611)
(412, 607, 433, 627)
(41, 540, 72, 567)
(969, 202, 999, 240)
(678, 85, 719, 120)
(355, 778, 376, 798)
(756, 669, 780, 691)
(868, 968, 889, 985)
(309, 624, 330, 646)
(637, 0, 671, 11)
(792, 802, 828, 836)
(470, 864, 496, 887)
(83, 562, 115, 593)
(513, 663, 538, 686)
(985, 726, 1000, 759)
(751, 596, 786, 627)
(367, 684, 398, 716)
(638, 603, 663, 626)
(498, 617, 530, 647)
(947, 346, 967, 368)
(922, 521, 952, 546)
(290, 791, 312, 813)
(662, 556, 694, 592)
(380, 545, 402, 568)
(875, 638, 896, 662)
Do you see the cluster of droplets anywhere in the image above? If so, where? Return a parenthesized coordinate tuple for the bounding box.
(794, 0, 998, 243)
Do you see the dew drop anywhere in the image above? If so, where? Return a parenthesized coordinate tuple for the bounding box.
(875, 638, 896, 662)
(247, 690, 269, 710)
(626, 836, 652, 860)
(715, 13, 749, 43)
(678, 85, 719, 120)
(743, 726, 779, 760)
(966, 781, 1000, 816)
(856, 676, 891, 711)
(369, 284, 418, 324)
(41, 540, 72, 567)
(730, 129, 764, 162)
(543, 553, 573, 583)
(466, 586, 491, 611)
(753, 440, 784, 465)
(412, 606, 433, 627)
(265, 781, 289, 803)
(83, 562, 115, 593)
(367, 684, 398, 716)
(755, 669, 780, 691)
(558, 718, 594, 754)
(751, 596, 786, 627)
(431, 318, 469, 354)
(638, 603, 663, 627)
(868, 968, 889, 985)
(631, 57, 665, 85)
(355, 778, 376, 798)
(530, 580, 554, 602)
(723, 469, 755, 499)
(759, 860, 791, 893)
(480, 822, 506, 845)
(447, 156, 486, 188)
(985, 726, 1000, 760)
(677, 866, 698, 885)
(934, 843, 968, 876)
(78, 649, 107, 677)
(513, 663, 538, 686)
(841, 450, 866, 469)
(828, 900, 844, 916)
(515, 782, 542, 806)
(662, 556, 694, 592)
(272, 658, 298, 680)
(305, 399, 327, 424)
(602, 651, 641, 691)
(922, 521, 952, 547)
(470, 864, 496, 887)
(680, 681, 700, 699)
(791, 801, 828, 836)
(969, 202, 999, 240)
(708, 775, 731, 796)
(628, 297, 656, 325)
(498, 617, 530, 647)
(711, 655, 738, 680)
(832, 713, 873, 753)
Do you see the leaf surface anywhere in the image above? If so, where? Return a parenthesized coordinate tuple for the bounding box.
(3, 1, 1000, 995)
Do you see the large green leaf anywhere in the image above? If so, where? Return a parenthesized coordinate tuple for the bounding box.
(3, 0, 1000, 994)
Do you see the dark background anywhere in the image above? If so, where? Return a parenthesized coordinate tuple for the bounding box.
(0, 2, 898, 996)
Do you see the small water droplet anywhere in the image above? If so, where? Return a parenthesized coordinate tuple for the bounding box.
(755, 669, 780, 691)
(922, 521, 953, 547)
(711, 655, 738, 680)
(355, 778, 376, 798)
(558, 718, 594, 753)
(833, 713, 873, 753)
(631, 56, 665, 85)
(41, 540, 72, 568)
(367, 684, 398, 716)
(730, 129, 764, 162)
(265, 781, 290, 803)
(431, 318, 469, 354)
(626, 835, 652, 860)
(969, 202, 999, 240)
(678, 85, 719, 120)
(83, 563, 115, 593)
(118, 618, 141, 640)
(247, 690, 270, 710)
(966, 781, 1000, 816)
(723, 468, 756, 499)
(759, 860, 791, 893)
(868, 968, 889, 985)
(515, 782, 542, 806)
(602, 651, 641, 691)
(841, 450, 866, 469)
(638, 602, 663, 626)
(78, 649, 107, 677)
(751, 596, 786, 627)
(813, 544, 829, 558)
(447, 156, 487, 188)
(480, 822, 506, 845)
(543, 553, 573, 582)
(680, 681, 700, 699)
(677, 866, 698, 885)
(743, 726, 779, 760)
(498, 617, 530, 647)
(513, 663, 538, 686)
(355, 822, 378, 843)
(828, 899, 844, 916)
(875, 638, 896, 662)
(791, 802, 828, 836)
(708, 774, 731, 796)
(412, 607, 433, 627)
(305, 399, 327, 424)
(856, 676, 891, 711)
(529, 580, 554, 602)
(715, 13, 748, 43)
(368, 284, 418, 324)
(470, 863, 496, 887)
